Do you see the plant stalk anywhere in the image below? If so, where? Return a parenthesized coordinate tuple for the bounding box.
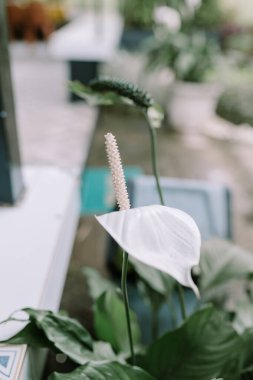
(177, 283, 187, 320)
(151, 305, 159, 341)
(148, 126, 165, 205)
(145, 112, 187, 321)
(121, 250, 135, 365)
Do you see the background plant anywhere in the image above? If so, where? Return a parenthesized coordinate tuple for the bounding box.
(120, 0, 156, 29)
(146, 31, 220, 82)
(145, 0, 222, 83)
(216, 85, 253, 127)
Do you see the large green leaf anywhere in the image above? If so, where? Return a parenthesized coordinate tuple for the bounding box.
(94, 290, 141, 354)
(200, 240, 253, 305)
(142, 306, 243, 380)
(1, 321, 55, 350)
(1, 309, 93, 365)
(91, 342, 119, 361)
(48, 361, 155, 380)
(83, 267, 115, 300)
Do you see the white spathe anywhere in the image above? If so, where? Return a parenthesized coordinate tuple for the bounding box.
(96, 205, 201, 296)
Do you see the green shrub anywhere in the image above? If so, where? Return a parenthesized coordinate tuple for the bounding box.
(216, 85, 253, 126)
(121, 0, 156, 29)
(194, 0, 223, 29)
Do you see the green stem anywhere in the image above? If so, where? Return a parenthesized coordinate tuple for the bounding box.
(168, 298, 177, 329)
(151, 305, 159, 341)
(177, 283, 187, 320)
(121, 250, 135, 365)
(148, 126, 165, 206)
(144, 111, 187, 321)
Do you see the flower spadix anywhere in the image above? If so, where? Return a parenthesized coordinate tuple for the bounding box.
(96, 205, 201, 296)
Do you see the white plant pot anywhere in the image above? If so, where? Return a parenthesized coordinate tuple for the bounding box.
(167, 81, 222, 131)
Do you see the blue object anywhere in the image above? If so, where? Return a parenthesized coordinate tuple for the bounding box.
(80, 166, 143, 215)
(0, 356, 9, 368)
(128, 284, 197, 344)
(128, 175, 232, 240)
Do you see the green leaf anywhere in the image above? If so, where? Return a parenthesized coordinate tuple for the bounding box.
(48, 360, 155, 380)
(94, 290, 141, 353)
(142, 306, 243, 380)
(69, 78, 164, 129)
(233, 302, 253, 334)
(69, 81, 128, 107)
(200, 240, 253, 305)
(1, 309, 93, 364)
(92, 342, 119, 361)
(26, 309, 93, 364)
(83, 267, 115, 300)
(1, 321, 55, 350)
(130, 257, 175, 316)
(239, 329, 253, 379)
(130, 257, 175, 297)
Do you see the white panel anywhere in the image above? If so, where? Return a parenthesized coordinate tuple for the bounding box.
(48, 11, 123, 61)
(0, 166, 80, 379)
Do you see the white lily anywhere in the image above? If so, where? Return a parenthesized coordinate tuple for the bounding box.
(96, 204, 201, 297)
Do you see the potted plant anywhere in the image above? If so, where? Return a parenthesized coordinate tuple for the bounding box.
(146, 0, 223, 130)
(120, 0, 157, 50)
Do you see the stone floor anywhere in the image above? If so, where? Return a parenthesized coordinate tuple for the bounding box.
(10, 45, 97, 172)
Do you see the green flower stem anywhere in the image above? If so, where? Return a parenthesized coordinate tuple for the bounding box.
(177, 283, 187, 320)
(121, 250, 135, 365)
(151, 305, 159, 341)
(144, 110, 187, 321)
(148, 126, 165, 206)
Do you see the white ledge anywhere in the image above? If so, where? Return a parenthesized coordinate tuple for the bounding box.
(0, 166, 80, 379)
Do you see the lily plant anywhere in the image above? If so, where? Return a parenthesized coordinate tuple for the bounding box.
(1, 80, 253, 379)
(96, 132, 201, 364)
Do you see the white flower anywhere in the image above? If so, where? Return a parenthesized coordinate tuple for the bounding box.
(104, 133, 130, 211)
(154, 6, 181, 32)
(96, 205, 201, 296)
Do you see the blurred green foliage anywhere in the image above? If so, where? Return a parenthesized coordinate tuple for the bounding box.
(121, 0, 186, 29)
(121, 0, 223, 30)
(216, 85, 253, 127)
(144, 0, 223, 82)
(194, 0, 223, 28)
(146, 31, 220, 82)
(224, 33, 253, 56)
(121, 0, 156, 29)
